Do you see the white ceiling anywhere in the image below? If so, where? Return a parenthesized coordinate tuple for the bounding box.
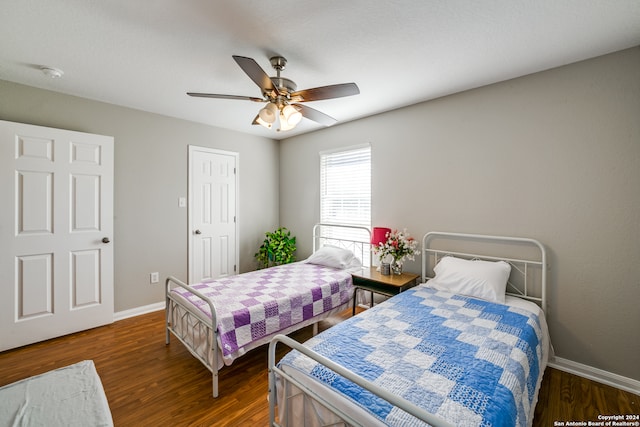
(2, 1, 640, 140)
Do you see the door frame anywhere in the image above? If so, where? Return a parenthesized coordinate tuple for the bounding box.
(187, 145, 239, 284)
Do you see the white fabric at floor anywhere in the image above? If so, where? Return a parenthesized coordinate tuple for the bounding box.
(0, 360, 113, 427)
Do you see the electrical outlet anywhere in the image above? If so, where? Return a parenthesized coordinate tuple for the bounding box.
(150, 272, 159, 284)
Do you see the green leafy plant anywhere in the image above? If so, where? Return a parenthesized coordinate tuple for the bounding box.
(255, 227, 297, 269)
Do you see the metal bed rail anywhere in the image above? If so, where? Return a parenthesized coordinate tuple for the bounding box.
(312, 223, 372, 267)
(165, 275, 220, 397)
(268, 334, 455, 427)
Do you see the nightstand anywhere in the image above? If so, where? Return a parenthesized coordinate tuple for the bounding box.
(351, 267, 420, 315)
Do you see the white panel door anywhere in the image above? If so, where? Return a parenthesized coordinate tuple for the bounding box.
(189, 146, 237, 284)
(0, 120, 114, 351)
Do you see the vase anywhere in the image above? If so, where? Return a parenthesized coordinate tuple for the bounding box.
(391, 260, 403, 275)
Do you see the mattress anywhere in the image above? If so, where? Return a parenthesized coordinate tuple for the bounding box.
(169, 261, 355, 366)
(0, 360, 113, 427)
(277, 284, 551, 427)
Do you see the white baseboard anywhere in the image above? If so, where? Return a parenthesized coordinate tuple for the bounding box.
(548, 356, 640, 396)
(113, 302, 165, 322)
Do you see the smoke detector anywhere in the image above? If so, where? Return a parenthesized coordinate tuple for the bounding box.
(40, 66, 64, 79)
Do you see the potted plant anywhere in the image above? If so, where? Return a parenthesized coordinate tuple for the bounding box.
(255, 227, 297, 269)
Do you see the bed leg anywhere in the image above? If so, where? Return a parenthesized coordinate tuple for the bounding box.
(213, 331, 219, 398)
(213, 370, 218, 398)
(312, 322, 318, 336)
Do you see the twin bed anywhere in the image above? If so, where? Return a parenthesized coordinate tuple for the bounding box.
(269, 231, 550, 427)
(165, 223, 371, 397)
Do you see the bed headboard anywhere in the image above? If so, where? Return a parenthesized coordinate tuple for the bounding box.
(312, 223, 372, 267)
(421, 231, 547, 312)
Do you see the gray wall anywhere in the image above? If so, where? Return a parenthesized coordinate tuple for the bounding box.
(0, 81, 280, 312)
(279, 47, 640, 381)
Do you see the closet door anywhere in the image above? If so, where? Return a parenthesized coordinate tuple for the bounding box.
(0, 120, 114, 351)
(188, 146, 238, 284)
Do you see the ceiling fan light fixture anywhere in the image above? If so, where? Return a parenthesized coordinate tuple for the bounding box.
(282, 104, 302, 126)
(189, 54, 359, 132)
(259, 102, 278, 123)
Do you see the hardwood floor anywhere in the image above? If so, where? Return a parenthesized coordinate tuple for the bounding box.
(1, 309, 637, 426)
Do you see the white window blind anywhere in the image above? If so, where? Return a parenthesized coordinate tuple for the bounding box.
(320, 145, 371, 228)
(319, 145, 371, 266)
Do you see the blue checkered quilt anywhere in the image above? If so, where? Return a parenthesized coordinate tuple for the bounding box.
(278, 284, 545, 426)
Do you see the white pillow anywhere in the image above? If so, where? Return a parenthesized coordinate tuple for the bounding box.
(344, 256, 363, 273)
(428, 256, 511, 303)
(305, 245, 355, 269)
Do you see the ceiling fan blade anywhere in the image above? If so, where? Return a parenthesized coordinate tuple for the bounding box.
(187, 92, 264, 102)
(290, 83, 359, 102)
(232, 55, 280, 96)
(293, 104, 337, 127)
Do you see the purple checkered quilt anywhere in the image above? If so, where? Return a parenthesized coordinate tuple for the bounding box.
(171, 262, 353, 363)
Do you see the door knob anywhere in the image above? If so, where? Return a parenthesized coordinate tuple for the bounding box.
(102, 237, 110, 243)
(194, 230, 202, 235)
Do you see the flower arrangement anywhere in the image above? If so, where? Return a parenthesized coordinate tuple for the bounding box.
(372, 228, 420, 274)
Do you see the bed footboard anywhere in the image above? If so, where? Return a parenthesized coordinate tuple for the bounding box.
(268, 334, 454, 427)
(165, 275, 220, 398)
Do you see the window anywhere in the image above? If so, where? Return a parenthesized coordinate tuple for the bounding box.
(320, 145, 371, 264)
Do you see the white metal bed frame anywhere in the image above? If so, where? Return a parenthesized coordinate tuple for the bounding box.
(165, 223, 371, 398)
(268, 231, 548, 426)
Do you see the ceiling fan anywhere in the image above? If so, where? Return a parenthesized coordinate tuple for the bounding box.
(188, 55, 360, 132)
